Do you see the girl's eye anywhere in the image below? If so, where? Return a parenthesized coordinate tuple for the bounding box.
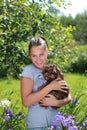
(31, 55, 36, 58)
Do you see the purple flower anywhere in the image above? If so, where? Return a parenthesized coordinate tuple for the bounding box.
(4, 114, 11, 121)
(50, 112, 79, 130)
(4, 108, 13, 116)
(51, 120, 58, 128)
(63, 115, 76, 127)
(4, 108, 13, 121)
(68, 126, 78, 130)
(56, 112, 65, 121)
(62, 118, 70, 127)
(83, 118, 87, 127)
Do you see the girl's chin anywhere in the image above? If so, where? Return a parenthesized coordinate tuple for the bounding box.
(37, 66, 43, 70)
(35, 64, 44, 70)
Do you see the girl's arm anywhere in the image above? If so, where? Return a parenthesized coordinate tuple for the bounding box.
(20, 77, 68, 107)
(39, 94, 72, 107)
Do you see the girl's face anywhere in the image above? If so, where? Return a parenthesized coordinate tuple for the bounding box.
(30, 45, 48, 70)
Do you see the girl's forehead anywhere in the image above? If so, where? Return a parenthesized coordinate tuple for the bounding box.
(30, 45, 47, 51)
(30, 45, 46, 53)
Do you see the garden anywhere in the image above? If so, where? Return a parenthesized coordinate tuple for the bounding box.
(0, 0, 87, 129)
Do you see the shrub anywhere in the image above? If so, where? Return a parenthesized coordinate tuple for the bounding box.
(71, 52, 87, 73)
(68, 45, 87, 74)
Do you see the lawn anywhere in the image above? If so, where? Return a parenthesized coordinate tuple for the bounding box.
(0, 78, 27, 129)
(63, 73, 87, 124)
(0, 73, 87, 129)
(0, 77, 27, 113)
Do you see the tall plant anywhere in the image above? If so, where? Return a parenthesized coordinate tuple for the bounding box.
(0, 0, 75, 78)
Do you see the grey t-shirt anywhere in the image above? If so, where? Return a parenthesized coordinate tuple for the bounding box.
(21, 64, 58, 128)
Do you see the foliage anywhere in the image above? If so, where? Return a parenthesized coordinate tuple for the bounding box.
(0, 0, 75, 78)
(59, 14, 76, 27)
(47, 24, 76, 72)
(68, 45, 87, 73)
(0, 0, 31, 78)
(74, 11, 87, 44)
(60, 10, 87, 44)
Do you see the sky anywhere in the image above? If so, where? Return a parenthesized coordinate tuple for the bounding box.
(60, 0, 87, 17)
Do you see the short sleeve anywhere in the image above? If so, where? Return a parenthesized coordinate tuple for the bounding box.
(21, 66, 33, 80)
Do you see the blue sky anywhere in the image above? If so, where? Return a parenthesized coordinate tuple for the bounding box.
(60, 0, 87, 17)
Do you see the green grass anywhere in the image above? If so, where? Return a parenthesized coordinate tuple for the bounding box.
(0, 73, 87, 127)
(64, 73, 87, 124)
(65, 73, 87, 97)
(0, 78, 27, 112)
(0, 78, 27, 129)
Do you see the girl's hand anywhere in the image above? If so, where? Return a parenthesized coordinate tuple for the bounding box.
(39, 94, 72, 107)
(49, 79, 69, 93)
(39, 94, 57, 107)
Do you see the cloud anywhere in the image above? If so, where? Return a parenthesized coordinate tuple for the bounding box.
(60, 0, 87, 17)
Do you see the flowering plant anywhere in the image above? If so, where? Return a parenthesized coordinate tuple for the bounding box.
(0, 99, 24, 130)
(48, 95, 87, 130)
(49, 112, 87, 130)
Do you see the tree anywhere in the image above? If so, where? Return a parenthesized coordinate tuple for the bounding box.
(59, 10, 87, 44)
(74, 11, 87, 44)
(0, 0, 75, 78)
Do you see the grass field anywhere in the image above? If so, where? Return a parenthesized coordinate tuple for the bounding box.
(0, 77, 27, 113)
(60, 73, 87, 126)
(0, 78, 27, 129)
(65, 73, 87, 97)
(0, 73, 87, 128)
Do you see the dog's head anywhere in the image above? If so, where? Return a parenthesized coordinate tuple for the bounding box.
(42, 64, 64, 83)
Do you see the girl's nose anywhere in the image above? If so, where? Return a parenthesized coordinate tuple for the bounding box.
(35, 56, 39, 61)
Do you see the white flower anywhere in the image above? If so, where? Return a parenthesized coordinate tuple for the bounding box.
(0, 99, 11, 107)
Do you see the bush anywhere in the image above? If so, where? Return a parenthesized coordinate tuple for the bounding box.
(71, 52, 87, 73)
(68, 45, 87, 74)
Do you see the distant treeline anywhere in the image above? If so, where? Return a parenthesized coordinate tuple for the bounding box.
(60, 10, 87, 44)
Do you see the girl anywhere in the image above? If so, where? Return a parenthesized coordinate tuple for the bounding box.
(20, 36, 71, 130)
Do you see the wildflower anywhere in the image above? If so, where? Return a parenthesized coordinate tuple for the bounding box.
(4, 114, 11, 121)
(0, 99, 24, 129)
(68, 126, 78, 130)
(50, 112, 79, 130)
(51, 112, 64, 129)
(83, 118, 87, 127)
(4, 108, 13, 121)
(4, 108, 13, 116)
(0, 99, 11, 107)
(62, 115, 76, 128)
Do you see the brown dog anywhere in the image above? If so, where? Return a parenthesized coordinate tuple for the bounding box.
(38, 64, 69, 100)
